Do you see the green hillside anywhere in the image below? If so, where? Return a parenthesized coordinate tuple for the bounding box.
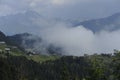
(0, 51, 120, 80)
(0, 30, 59, 62)
(0, 43, 59, 63)
(26, 55, 60, 63)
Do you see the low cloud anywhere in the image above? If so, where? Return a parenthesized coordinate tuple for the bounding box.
(38, 23, 120, 56)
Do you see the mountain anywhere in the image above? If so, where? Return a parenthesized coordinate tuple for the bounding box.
(0, 31, 25, 55)
(1, 11, 120, 55)
(0, 30, 63, 55)
(0, 31, 15, 45)
(0, 31, 6, 41)
(8, 33, 44, 53)
(0, 11, 43, 34)
(7, 33, 62, 55)
(1, 10, 120, 34)
(74, 13, 120, 32)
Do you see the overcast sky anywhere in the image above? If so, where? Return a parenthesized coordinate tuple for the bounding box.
(0, 0, 120, 20)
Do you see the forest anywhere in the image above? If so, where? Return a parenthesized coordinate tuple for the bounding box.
(0, 50, 120, 80)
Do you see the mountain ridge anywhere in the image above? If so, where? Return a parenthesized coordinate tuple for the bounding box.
(0, 11, 120, 34)
(74, 12, 120, 32)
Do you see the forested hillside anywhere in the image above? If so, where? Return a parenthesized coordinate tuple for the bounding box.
(0, 50, 120, 80)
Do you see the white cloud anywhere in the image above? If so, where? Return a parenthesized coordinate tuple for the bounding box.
(38, 23, 120, 56)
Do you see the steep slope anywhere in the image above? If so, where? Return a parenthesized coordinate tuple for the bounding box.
(74, 13, 120, 32)
(0, 31, 13, 45)
(8, 33, 43, 53)
(0, 31, 6, 41)
(8, 33, 63, 55)
(0, 31, 24, 55)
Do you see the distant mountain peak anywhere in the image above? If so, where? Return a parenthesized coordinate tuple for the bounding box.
(0, 10, 43, 35)
(74, 12, 120, 32)
(13, 33, 33, 37)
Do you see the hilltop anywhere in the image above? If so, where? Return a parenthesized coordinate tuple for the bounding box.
(0, 31, 60, 63)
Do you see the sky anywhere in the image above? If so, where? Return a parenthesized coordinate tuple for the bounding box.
(0, 0, 120, 20)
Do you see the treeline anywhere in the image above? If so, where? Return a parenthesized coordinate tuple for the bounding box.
(0, 51, 120, 80)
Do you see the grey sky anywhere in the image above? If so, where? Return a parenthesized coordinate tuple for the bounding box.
(0, 0, 120, 20)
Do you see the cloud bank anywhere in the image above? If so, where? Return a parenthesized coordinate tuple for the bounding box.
(38, 23, 120, 56)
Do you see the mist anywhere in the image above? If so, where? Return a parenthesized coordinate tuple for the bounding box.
(36, 23, 120, 56)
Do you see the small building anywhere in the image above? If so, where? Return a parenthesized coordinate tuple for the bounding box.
(27, 51, 36, 56)
(27, 52, 33, 56)
(5, 48, 11, 53)
(5, 48, 11, 56)
(0, 41, 6, 45)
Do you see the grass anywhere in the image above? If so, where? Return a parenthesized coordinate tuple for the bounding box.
(26, 55, 60, 63)
(10, 48, 25, 56)
(0, 44, 8, 50)
(0, 44, 60, 63)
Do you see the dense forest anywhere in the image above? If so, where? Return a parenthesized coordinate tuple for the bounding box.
(0, 50, 120, 80)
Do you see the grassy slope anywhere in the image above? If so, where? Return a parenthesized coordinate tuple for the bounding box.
(0, 44, 8, 50)
(26, 55, 60, 63)
(0, 44, 60, 63)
